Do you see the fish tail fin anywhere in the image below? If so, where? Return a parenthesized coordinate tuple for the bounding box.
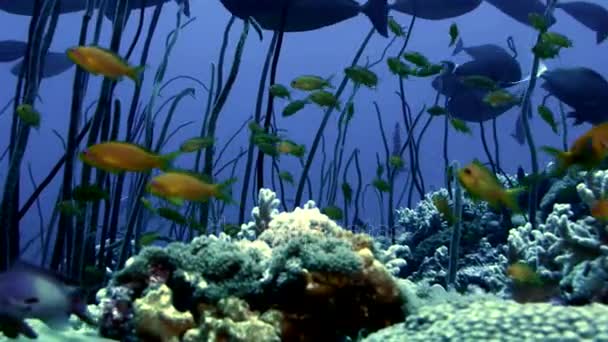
(129, 65, 146, 87)
(68, 288, 96, 326)
(597, 31, 608, 44)
(540, 146, 571, 176)
(361, 0, 388, 37)
(214, 178, 237, 204)
(503, 187, 525, 213)
(158, 151, 181, 171)
(566, 111, 585, 126)
(452, 37, 464, 56)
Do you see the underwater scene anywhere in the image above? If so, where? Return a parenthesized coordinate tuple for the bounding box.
(1, 0, 608, 340)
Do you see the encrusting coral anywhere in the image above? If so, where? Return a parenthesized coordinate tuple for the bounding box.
(364, 295, 608, 341)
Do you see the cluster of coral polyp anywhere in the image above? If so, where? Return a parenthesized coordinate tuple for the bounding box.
(96, 198, 406, 341)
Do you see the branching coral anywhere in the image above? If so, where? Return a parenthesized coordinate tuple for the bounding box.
(509, 170, 608, 304)
(238, 188, 281, 240)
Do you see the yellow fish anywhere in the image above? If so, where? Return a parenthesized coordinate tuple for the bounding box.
(542, 122, 608, 175)
(507, 262, 543, 286)
(276, 140, 305, 157)
(79, 142, 177, 173)
(458, 160, 523, 212)
(147, 172, 234, 205)
(591, 198, 608, 222)
(66, 45, 145, 86)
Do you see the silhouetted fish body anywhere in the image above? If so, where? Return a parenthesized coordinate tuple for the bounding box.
(0, 40, 28, 62)
(10, 51, 74, 79)
(556, 1, 608, 44)
(220, 0, 389, 37)
(0, 262, 92, 339)
(390, 0, 481, 20)
(433, 54, 522, 97)
(447, 87, 515, 122)
(483, 0, 555, 27)
(0, 0, 190, 18)
(541, 67, 608, 125)
(0, 0, 85, 15)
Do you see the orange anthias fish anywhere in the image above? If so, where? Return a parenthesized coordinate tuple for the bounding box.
(79, 142, 178, 173)
(66, 45, 145, 86)
(457, 160, 523, 212)
(591, 198, 608, 221)
(147, 172, 235, 205)
(542, 122, 608, 175)
(507, 261, 559, 303)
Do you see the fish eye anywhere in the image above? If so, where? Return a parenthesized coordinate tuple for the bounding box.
(463, 168, 472, 175)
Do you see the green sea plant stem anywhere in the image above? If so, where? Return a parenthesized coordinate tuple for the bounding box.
(447, 160, 463, 289)
(216, 16, 236, 101)
(442, 102, 450, 198)
(76, 101, 121, 281)
(100, 5, 163, 270)
(51, 0, 130, 273)
(492, 118, 501, 171)
(401, 96, 422, 207)
(327, 87, 359, 205)
(61, 0, 98, 278)
(117, 7, 193, 266)
(479, 121, 497, 174)
(0, 0, 59, 270)
(318, 135, 328, 206)
(518, 0, 558, 227)
(340, 150, 357, 227)
(353, 150, 363, 229)
(238, 33, 277, 224)
(256, 4, 289, 192)
(193, 20, 250, 240)
(293, 28, 375, 208)
(373, 102, 396, 235)
(559, 101, 568, 151)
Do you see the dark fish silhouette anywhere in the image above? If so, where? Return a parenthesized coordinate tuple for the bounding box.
(0, 40, 75, 79)
(452, 39, 523, 87)
(0, 0, 190, 18)
(556, 1, 608, 44)
(220, 0, 389, 37)
(104, 0, 191, 21)
(10, 51, 75, 79)
(390, 0, 482, 20)
(433, 57, 524, 97)
(447, 86, 516, 122)
(541, 67, 608, 125)
(0, 40, 28, 62)
(0, 0, 86, 15)
(483, 0, 555, 27)
(0, 262, 93, 339)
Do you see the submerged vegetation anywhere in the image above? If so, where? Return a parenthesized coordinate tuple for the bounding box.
(1, 0, 608, 340)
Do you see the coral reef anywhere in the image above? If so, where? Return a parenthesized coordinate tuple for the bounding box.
(509, 170, 608, 304)
(364, 296, 608, 341)
(96, 189, 406, 341)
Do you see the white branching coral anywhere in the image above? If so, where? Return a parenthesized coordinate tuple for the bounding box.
(238, 188, 281, 240)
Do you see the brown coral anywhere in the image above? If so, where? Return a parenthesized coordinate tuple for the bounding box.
(133, 284, 195, 342)
(280, 248, 405, 341)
